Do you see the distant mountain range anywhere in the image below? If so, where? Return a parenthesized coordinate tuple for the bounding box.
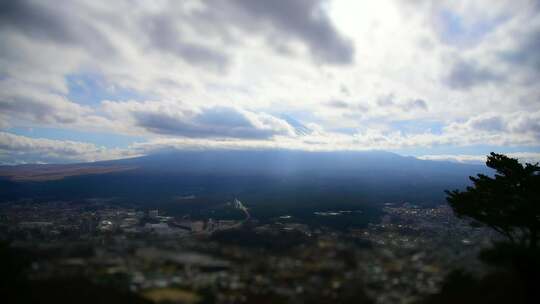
(0, 150, 488, 218)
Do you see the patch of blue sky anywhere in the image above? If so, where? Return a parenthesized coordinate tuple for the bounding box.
(66, 73, 149, 106)
(8, 126, 146, 149)
(440, 9, 465, 37)
(438, 9, 507, 46)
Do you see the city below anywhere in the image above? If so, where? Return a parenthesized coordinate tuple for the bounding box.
(0, 199, 494, 304)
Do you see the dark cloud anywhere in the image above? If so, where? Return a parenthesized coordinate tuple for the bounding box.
(1, 0, 354, 70)
(445, 59, 504, 90)
(376, 94, 428, 111)
(327, 99, 349, 108)
(0, 0, 354, 69)
(0, 0, 70, 42)
(0, 0, 228, 69)
(510, 112, 540, 139)
(326, 100, 370, 114)
(0, 0, 115, 57)
(143, 14, 230, 70)
(499, 28, 540, 79)
(132, 106, 292, 139)
(465, 112, 540, 140)
(376, 94, 395, 107)
(203, 0, 355, 65)
(407, 99, 428, 110)
(469, 115, 505, 132)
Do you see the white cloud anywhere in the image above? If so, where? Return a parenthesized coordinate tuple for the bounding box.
(418, 152, 540, 164)
(0, 0, 539, 164)
(0, 132, 138, 164)
(0, 79, 91, 125)
(444, 111, 540, 145)
(2, 123, 539, 165)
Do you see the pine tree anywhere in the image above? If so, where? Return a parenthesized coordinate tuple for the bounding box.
(446, 153, 540, 249)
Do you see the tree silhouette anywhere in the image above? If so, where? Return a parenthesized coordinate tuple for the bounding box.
(446, 153, 540, 249)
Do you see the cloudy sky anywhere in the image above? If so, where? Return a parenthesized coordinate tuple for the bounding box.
(1, 0, 540, 164)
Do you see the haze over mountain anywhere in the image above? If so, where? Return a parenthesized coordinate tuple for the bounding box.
(0, 150, 487, 220)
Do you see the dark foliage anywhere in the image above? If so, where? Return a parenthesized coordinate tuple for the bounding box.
(210, 225, 313, 253)
(421, 269, 529, 304)
(0, 241, 151, 304)
(442, 153, 540, 303)
(446, 152, 540, 249)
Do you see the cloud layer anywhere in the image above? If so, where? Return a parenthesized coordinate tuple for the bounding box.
(102, 100, 295, 139)
(0, 0, 539, 164)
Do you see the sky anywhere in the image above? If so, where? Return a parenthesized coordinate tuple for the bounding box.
(1, 0, 540, 165)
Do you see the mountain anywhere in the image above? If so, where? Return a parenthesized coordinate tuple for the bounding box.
(0, 150, 487, 220)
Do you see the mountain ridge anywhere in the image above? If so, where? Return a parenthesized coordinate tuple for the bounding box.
(0, 150, 488, 211)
